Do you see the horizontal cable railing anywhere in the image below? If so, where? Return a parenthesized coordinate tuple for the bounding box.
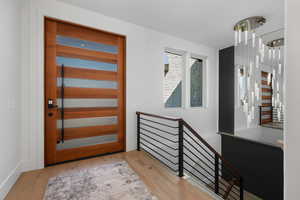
(136, 112, 244, 200)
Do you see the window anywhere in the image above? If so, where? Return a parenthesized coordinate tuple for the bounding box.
(190, 57, 203, 107)
(163, 51, 183, 108)
(163, 49, 207, 108)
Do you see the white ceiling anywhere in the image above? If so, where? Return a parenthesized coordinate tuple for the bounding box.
(59, 0, 284, 48)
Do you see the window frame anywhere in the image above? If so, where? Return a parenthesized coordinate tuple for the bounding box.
(187, 53, 208, 109)
(163, 48, 187, 109)
(163, 48, 208, 109)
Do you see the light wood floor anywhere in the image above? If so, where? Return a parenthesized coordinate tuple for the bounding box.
(5, 150, 213, 200)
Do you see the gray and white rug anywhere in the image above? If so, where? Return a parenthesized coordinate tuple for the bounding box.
(44, 161, 158, 200)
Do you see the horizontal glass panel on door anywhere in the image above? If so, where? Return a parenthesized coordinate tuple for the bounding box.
(57, 116, 118, 129)
(57, 57, 117, 72)
(57, 78, 118, 89)
(56, 53, 119, 145)
(57, 134, 118, 150)
(56, 115, 118, 150)
(57, 98, 118, 108)
(57, 35, 118, 54)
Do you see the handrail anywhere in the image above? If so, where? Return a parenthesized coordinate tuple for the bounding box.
(136, 111, 244, 200)
(136, 111, 241, 178)
(136, 111, 182, 121)
(182, 120, 241, 178)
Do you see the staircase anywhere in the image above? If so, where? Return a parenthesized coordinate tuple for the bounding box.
(136, 112, 244, 200)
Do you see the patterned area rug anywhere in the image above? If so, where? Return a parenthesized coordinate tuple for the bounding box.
(43, 161, 158, 200)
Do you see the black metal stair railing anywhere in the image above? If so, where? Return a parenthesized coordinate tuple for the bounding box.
(136, 112, 244, 200)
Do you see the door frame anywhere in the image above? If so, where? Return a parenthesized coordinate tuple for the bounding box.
(44, 17, 126, 166)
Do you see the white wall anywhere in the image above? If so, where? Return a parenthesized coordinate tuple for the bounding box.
(285, 0, 300, 199)
(0, 0, 22, 199)
(21, 0, 219, 171)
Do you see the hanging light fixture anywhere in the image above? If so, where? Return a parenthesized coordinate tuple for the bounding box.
(234, 16, 266, 127)
(266, 38, 284, 47)
(266, 38, 284, 123)
(234, 16, 266, 47)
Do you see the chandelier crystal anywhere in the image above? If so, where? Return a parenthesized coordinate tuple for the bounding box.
(234, 16, 268, 127)
(234, 16, 284, 127)
(266, 38, 284, 122)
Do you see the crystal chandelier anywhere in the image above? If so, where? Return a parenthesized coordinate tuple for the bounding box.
(234, 16, 266, 47)
(266, 38, 284, 122)
(234, 16, 285, 127)
(234, 16, 266, 126)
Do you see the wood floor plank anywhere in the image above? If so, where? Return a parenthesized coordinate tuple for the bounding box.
(5, 151, 214, 200)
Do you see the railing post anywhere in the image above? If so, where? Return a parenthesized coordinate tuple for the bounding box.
(271, 106, 273, 122)
(259, 106, 262, 125)
(240, 177, 244, 200)
(214, 154, 219, 194)
(137, 113, 141, 151)
(178, 119, 184, 177)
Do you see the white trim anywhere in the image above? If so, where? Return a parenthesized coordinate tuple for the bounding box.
(164, 48, 187, 109)
(163, 48, 208, 110)
(165, 47, 186, 56)
(0, 162, 22, 199)
(188, 53, 208, 109)
(21, 2, 46, 171)
(185, 176, 223, 200)
(182, 51, 188, 109)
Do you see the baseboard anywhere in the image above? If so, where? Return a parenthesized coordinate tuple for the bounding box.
(0, 162, 22, 200)
(21, 160, 35, 172)
(184, 175, 223, 200)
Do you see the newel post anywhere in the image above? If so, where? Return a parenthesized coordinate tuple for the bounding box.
(240, 177, 244, 200)
(178, 119, 184, 177)
(214, 154, 219, 194)
(137, 112, 141, 151)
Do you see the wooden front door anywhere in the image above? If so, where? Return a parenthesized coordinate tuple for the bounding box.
(44, 18, 126, 165)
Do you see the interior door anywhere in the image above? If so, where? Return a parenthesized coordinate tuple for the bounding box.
(44, 18, 126, 165)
